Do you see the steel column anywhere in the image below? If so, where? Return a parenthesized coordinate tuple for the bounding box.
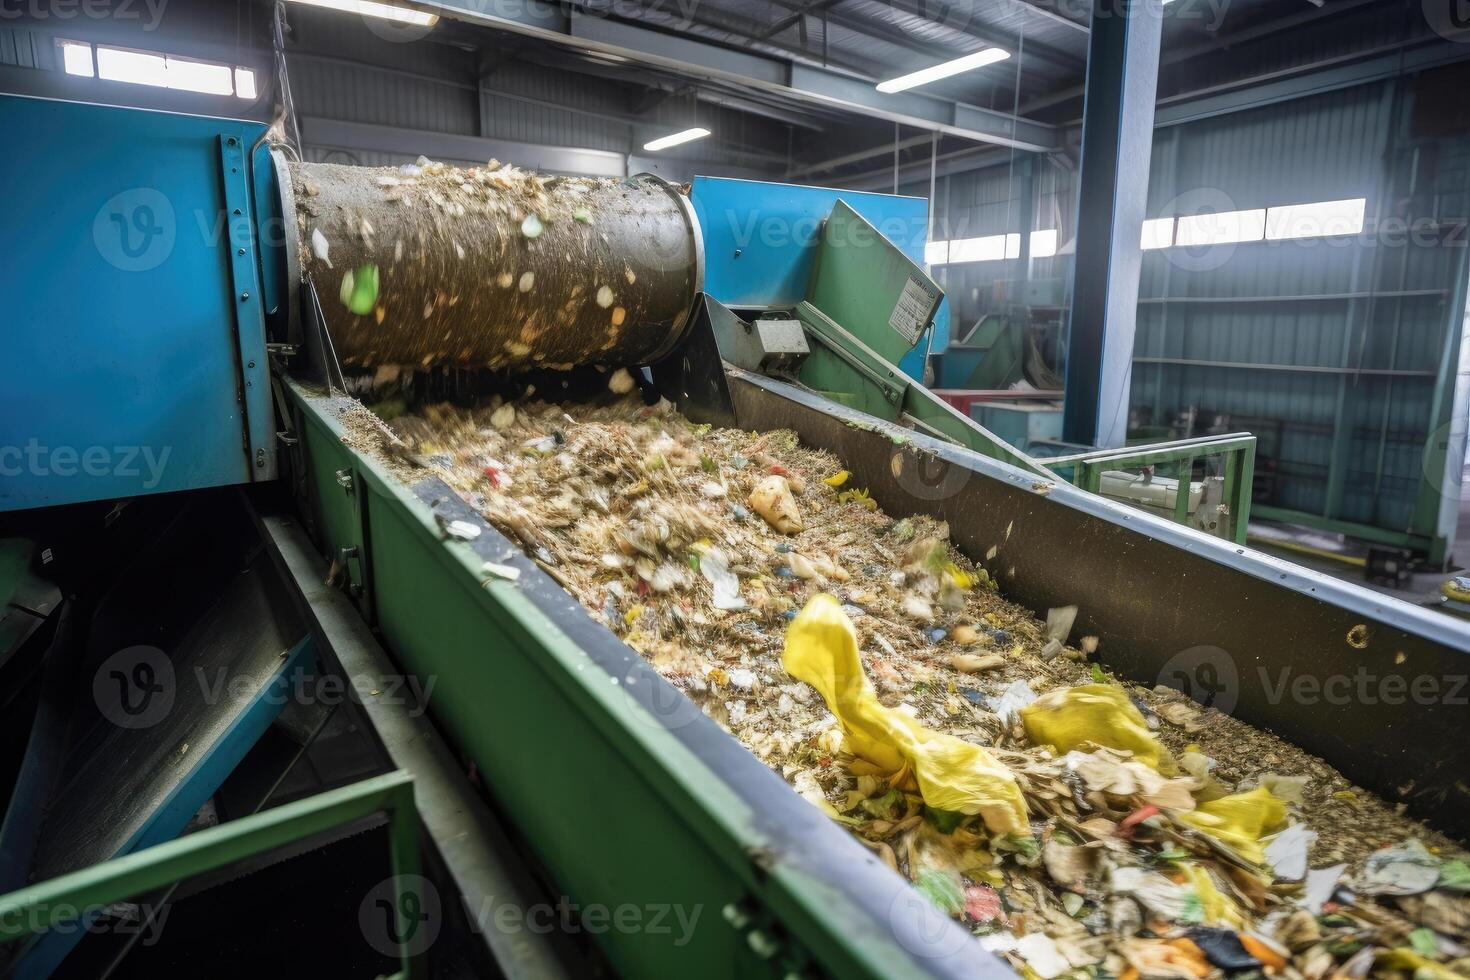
(1061, 0, 1164, 447)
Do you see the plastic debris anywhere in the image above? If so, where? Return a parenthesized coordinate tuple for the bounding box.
(520, 213, 544, 238)
(747, 475, 803, 534)
(698, 547, 746, 611)
(607, 367, 636, 395)
(1359, 839, 1441, 896)
(950, 653, 1005, 673)
(1264, 823, 1317, 880)
(1185, 927, 1261, 971)
(1039, 605, 1077, 660)
(1015, 933, 1071, 979)
(357, 394, 1470, 976)
(991, 679, 1038, 725)
(782, 595, 1028, 832)
(438, 517, 481, 540)
(339, 263, 379, 315)
(1301, 863, 1347, 914)
(481, 561, 520, 582)
(1021, 684, 1175, 773)
(311, 226, 332, 268)
(1177, 787, 1288, 867)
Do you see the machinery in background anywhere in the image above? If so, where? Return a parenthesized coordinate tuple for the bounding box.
(2, 93, 1467, 979)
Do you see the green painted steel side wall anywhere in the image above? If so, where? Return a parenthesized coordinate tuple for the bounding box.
(284, 386, 984, 980)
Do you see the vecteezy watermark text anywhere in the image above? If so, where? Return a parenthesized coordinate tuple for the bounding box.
(0, 441, 171, 488)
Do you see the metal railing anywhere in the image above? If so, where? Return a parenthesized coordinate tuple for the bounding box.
(1042, 433, 1257, 543)
(0, 771, 423, 980)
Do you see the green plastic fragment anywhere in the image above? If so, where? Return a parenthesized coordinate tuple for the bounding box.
(924, 806, 965, 834)
(1439, 859, 1470, 892)
(1409, 928, 1439, 958)
(340, 264, 379, 315)
(915, 868, 965, 916)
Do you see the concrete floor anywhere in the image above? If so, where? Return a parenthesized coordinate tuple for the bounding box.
(1247, 460, 1470, 615)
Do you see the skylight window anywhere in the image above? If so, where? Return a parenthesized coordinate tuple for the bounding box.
(62, 41, 257, 99)
(1174, 208, 1267, 247)
(1265, 198, 1366, 240)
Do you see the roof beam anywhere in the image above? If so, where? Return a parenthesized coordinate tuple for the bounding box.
(413, 0, 1061, 151)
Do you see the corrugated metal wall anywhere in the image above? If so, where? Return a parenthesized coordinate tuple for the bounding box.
(928, 75, 1470, 552)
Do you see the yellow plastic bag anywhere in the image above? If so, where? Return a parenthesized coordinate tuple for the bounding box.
(1177, 787, 1288, 866)
(783, 594, 1029, 834)
(1176, 862, 1244, 929)
(1020, 684, 1176, 774)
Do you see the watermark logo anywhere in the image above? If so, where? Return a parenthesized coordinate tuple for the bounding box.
(1156, 643, 1470, 713)
(1155, 644, 1239, 715)
(0, 441, 172, 488)
(1158, 186, 1242, 273)
(360, 874, 441, 958)
(93, 188, 175, 272)
(93, 645, 175, 729)
(0, 0, 169, 30)
(0, 900, 171, 946)
(1424, 0, 1470, 41)
(463, 894, 703, 945)
(888, 887, 972, 962)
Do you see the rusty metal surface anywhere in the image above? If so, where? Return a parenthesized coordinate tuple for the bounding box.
(289, 161, 700, 371)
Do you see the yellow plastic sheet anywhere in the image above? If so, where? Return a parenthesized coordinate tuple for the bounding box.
(1177, 862, 1244, 929)
(1375, 948, 1461, 980)
(783, 594, 1029, 834)
(1020, 684, 1176, 774)
(1177, 787, 1288, 866)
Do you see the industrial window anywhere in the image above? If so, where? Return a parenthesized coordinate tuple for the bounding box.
(1141, 218, 1174, 250)
(58, 40, 94, 77)
(59, 40, 257, 100)
(948, 234, 1010, 264)
(1174, 208, 1267, 247)
(1029, 229, 1059, 258)
(1265, 198, 1366, 240)
(935, 229, 1059, 265)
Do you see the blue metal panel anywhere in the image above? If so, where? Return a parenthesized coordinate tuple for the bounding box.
(689, 176, 948, 379)
(0, 94, 275, 510)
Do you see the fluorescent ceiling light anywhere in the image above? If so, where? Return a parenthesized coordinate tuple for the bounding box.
(642, 127, 710, 152)
(1265, 198, 1365, 240)
(285, 0, 438, 25)
(877, 48, 1010, 94)
(924, 240, 949, 265)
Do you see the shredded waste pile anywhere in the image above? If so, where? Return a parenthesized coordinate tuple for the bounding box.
(345, 389, 1470, 980)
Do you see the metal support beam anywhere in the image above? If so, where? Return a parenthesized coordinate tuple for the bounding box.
(415, 1, 1060, 151)
(1061, 0, 1163, 447)
(299, 116, 627, 176)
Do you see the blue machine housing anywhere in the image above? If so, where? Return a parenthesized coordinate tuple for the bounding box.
(690, 176, 950, 380)
(0, 95, 283, 511)
(0, 97, 949, 513)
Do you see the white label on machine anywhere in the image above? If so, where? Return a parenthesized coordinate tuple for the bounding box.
(889, 273, 937, 344)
